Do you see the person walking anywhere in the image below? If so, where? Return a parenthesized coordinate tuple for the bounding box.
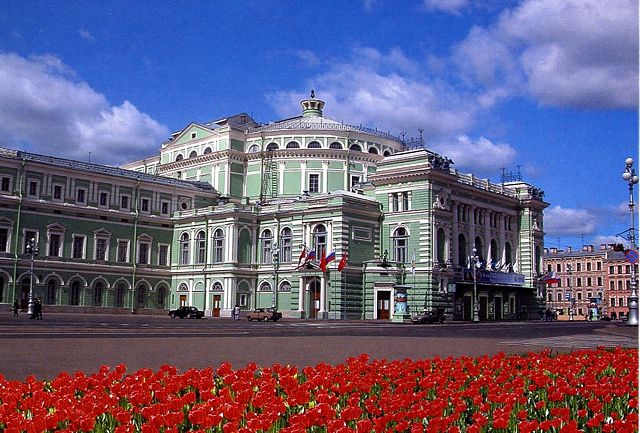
(12, 299, 19, 317)
(35, 298, 43, 320)
(233, 304, 240, 320)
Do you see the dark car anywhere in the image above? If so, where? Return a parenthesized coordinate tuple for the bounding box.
(247, 307, 282, 322)
(411, 310, 445, 324)
(168, 306, 205, 319)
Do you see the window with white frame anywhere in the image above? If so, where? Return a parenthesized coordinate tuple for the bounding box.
(53, 184, 63, 201)
(180, 232, 190, 265)
(138, 240, 150, 265)
(23, 230, 38, 254)
(392, 227, 408, 263)
(28, 180, 39, 197)
(313, 224, 327, 259)
(259, 281, 272, 291)
(121, 194, 130, 210)
(76, 188, 86, 204)
(260, 229, 273, 264)
(213, 228, 224, 263)
(99, 192, 109, 207)
(95, 237, 108, 261)
(280, 227, 292, 263)
(196, 231, 206, 264)
(1, 176, 10, 192)
(117, 240, 129, 263)
(161, 201, 170, 215)
(402, 192, 409, 211)
(0, 227, 8, 253)
(72, 235, 85, 259)
(48, 233, 62, 257)
(141, 198, 150, 213)
(308, 173, 319, 193)
(158, 244, 169, 266)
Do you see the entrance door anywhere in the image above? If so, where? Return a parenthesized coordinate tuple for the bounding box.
(463, 296, 472, 321)
(309, 281, 321, 318)
(20, 280, 30, 309)
(376, 291, 390, 320)
(179, 295, 187, 307)
(495, 297, 503, 320)
(212, 295, 221, 317)
(479, 297, 488, 321)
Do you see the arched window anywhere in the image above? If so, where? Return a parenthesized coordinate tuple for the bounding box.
(329, 142, 343, 149)
(286, 141, 300, 149)
(46, 279, 57, 305)
(260, 229, 273, 264)
(279, 280, 292, 292)
(259, 281, 272, 292)
(136, 283, 146, 307)
(203, 147, 212, 154)
(175, 154, 184, 161)
(266, 142, 279, 151)
(349, 144, 362, 152)
(157, 286, 167, 308)
(368, 147, 379, 154)
(458, 234, 467, 267)
(393, 227, 409, 263)
(490, 239, 499, 269)
(180, 232, 190, 265)
(116, 283, 126, 307)
(436, 228, 446, 265)
(280, 227, 292, 263)
(505, 242, 513, 269)
(196, 231, 206, 264)
(70, 281, 80, 306)
(212, 282, 223, 291)
(474, 236, 484, 262)
(307, 141, 321, 149)
(94, 282, 103, 306)
(213, 229, 225, 263)
(248, 144, 260, 153)
(313, 225, 327, 259)
(189, 150, 198, 158)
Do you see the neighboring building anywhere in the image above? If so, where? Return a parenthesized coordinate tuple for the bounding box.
(0, 93, 548, 320)
(543, 244, 636, 320)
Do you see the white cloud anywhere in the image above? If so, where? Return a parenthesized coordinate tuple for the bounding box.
(0, 52, 168, 165)
(79, 28, 94, 41)
(422, 0, 470, 15)
(452, 0, 638, 109)
(432, 135, 517, 177)
(544, 205, 598, 236)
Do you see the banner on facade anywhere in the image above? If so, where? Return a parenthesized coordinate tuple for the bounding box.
(462, 269, 525, 286)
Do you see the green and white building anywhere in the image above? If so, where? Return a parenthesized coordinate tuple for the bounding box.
(0, 94, 548, 320)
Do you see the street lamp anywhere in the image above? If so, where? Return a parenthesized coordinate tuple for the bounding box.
(623, 157, 639, 326)
(567, 264, 573, 321)
(471, 248, 480, 322)
(271, 243, 279, 310)
(25, 237, 39, 318)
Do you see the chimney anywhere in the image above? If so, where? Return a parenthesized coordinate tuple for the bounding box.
(582, 245, 588, 251)
(566, 246, 572, 253)
(600, 244, 607, 250)
(588, 245, 594, 252)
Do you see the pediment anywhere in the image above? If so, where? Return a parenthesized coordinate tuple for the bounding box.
(94, 228, 112, 237)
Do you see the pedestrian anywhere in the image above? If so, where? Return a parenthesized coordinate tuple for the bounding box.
(36, 298, 43, 320)
(233, 304, 240, 320)
(12, 299, 19, 317)
(545, 308, 552, 321)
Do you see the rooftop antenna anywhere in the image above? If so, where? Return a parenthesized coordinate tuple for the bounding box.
(418, 128, 424, 146)
(88, 152, 91, 163)
(400, 131, 406, 143)
(500, 167, 506, 184)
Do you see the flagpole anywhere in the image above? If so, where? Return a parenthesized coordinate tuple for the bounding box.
(332, 256, 336, 319)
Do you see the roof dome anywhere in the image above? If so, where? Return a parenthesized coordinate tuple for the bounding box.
(300, 90, 325, 117)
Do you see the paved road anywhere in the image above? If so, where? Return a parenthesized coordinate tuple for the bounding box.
(0, 313, 636, 381)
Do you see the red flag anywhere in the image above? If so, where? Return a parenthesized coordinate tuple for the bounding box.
(320, 252, 328, 272)
(338, 253, 348, 272)
(297, 246, 307, 267)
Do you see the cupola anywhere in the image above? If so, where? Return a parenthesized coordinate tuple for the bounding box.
(300, 90, 325, 117)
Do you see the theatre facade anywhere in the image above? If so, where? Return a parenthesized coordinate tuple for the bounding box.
(0, 94, 548, 320)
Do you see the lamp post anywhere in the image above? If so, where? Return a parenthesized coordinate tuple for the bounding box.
(471, 248, 480, 322)
(623, 157, 639, 326)
(25, 237, 39, 317)
(271, 243, 279, 311)
(567, 264, 573, 321)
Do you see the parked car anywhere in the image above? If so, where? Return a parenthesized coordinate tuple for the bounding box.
(411, 310, 445, 324)
(168, 306, 205, 319)
(247, 308, 282, 322)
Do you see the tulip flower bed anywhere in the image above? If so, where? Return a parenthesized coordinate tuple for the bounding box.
(0, 348, 637, 433)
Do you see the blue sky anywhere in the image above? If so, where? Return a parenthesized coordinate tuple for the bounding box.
(0, 0, 637, 250)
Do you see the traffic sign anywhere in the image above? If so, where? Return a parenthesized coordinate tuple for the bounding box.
(625, 249, 639, 264)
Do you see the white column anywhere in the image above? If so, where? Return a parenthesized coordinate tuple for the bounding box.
(279, 162, 286, 195)
(224, 162, 230, 195)
(322, 160, 329, 193)
(320, 274, 327, 313)
(298, 276, 305, 311)
(204, 276, 210, 313)
(300, 161, 307, 192)
(188, 278, 193, 305)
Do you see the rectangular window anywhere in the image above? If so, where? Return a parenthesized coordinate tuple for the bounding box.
(350, 176, 360, 189)
(158, 245, 169, 266)
(161, 201, 169, 215)
(77, 188, 86, 204)
(239, 294, 248, 307)
(577, 292, 582, 301)
(618, 265, 623, 274)
(138, 242, 149, 264)
(95, 238, 108, 261)
(24, 230, 38, 253)
(392, 193, 399, 212)
(587, 262, 591, 271)
(402, 192, 409, 211)
(309, 174, 319, 193)
(587, 277, 592, 286)
(609, 266, 614, 274)
(0, 228, 8, 252)
(28, 181, 38, 196)
(576, 263, 582, 271)
(597, 262, 602, 271)
(72, 236, 85, 259)
(117, 240, 129, 262)
(556, 263, 561, 272)
(99, 192, 109, 207)
(597, 277, 602, 286)
(121, 195, 130, 210)
(53, 185, 62, 200)
(48, 233, 61, 257)
(141, 198, 150, 212)
(611, 298, 616, 307)
(1, 177, 10, 192)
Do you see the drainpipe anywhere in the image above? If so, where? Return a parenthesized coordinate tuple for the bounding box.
(11, 159, 26, 303)
(130, 178, 141, 313)
(361, 262, 367, 319)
